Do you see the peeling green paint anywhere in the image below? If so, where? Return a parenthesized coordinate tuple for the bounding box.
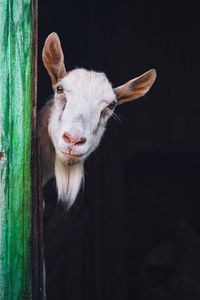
(0, 0, 32, 299)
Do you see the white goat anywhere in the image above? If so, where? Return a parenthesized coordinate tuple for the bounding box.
(38, 32, 156, 208)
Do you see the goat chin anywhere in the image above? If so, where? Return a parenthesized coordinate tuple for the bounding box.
(55, 156, 84, 207)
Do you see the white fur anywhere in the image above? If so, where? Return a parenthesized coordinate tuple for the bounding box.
(45, 69, 116, 207)
(48, 69, 115, 159)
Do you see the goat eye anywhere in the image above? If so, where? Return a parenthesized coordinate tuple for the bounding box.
(57, 85, 63, 93)
(108, 101, 116, 110)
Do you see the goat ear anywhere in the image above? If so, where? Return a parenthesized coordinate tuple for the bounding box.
(114, 69, 156, 105)
(42, 32, 67, 88)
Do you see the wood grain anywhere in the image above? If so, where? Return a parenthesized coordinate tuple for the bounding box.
(0, 0, 33, 298)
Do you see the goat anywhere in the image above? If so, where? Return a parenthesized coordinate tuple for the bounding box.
(38, 32, 156, 208)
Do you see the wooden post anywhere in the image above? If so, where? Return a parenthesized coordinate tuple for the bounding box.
(0, 0, 40, 299)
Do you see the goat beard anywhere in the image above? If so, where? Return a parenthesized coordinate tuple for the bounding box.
(55, 156, 84, 208)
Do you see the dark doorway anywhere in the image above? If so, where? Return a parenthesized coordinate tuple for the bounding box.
(38, 1, 200, 299)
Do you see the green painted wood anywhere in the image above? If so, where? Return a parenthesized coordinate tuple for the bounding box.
(0, 0, 33, 299)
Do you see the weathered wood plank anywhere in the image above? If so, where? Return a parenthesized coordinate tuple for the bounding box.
(0, 0, 33, 298)
(31, 0, 44, 299)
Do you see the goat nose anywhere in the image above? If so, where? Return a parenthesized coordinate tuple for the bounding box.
(62, 132, 86, 146)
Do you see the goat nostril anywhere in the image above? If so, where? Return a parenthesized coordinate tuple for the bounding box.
(75, 137, 86, 146)
(62, 133, 71, 143)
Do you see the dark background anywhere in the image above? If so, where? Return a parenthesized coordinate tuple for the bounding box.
(38, 1, 200, 299)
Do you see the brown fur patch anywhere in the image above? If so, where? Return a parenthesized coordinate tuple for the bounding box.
(38, 99, 55, 178)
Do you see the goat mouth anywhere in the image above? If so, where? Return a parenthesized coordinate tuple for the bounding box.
(61, 152, 83, 159)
